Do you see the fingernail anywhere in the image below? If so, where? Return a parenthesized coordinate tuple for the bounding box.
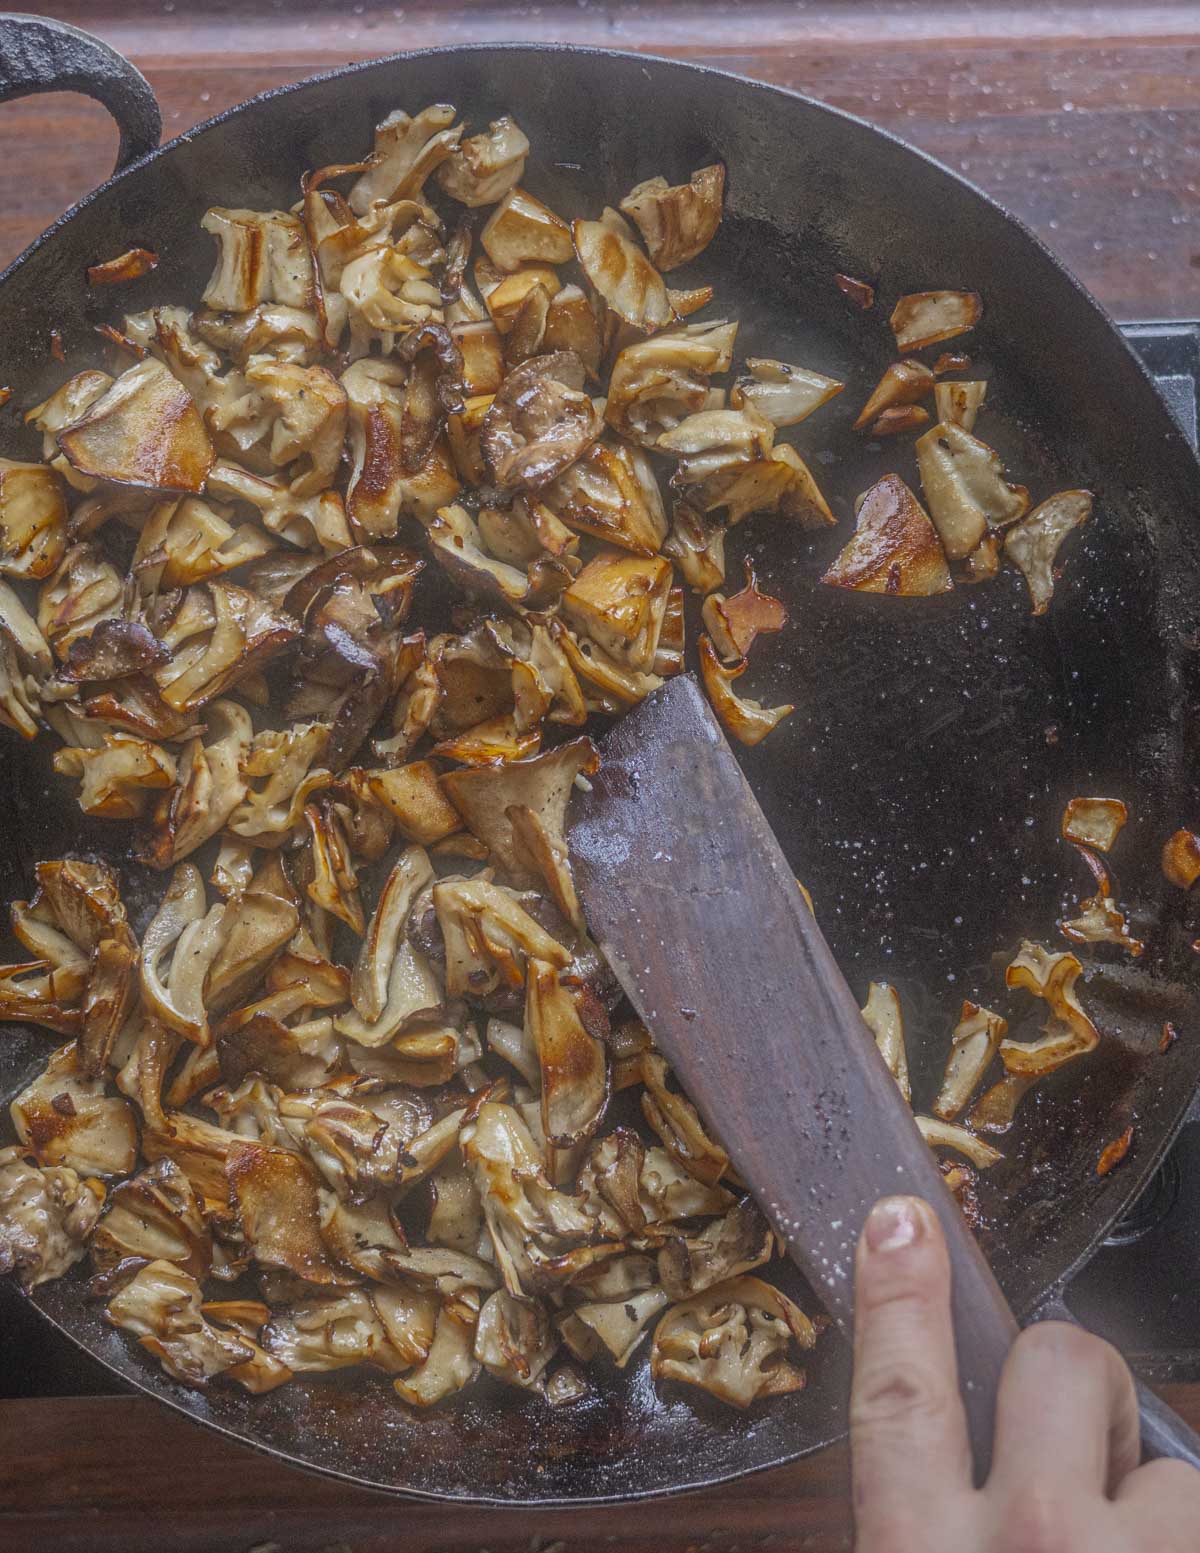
(864, 1196, 924, 1254)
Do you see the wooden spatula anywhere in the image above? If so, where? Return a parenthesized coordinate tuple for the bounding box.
(570, 673, 1018, 1471)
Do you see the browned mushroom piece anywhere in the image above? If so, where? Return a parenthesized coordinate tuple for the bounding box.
(437, 114, 529, 207)
(12, 1041, 138, 1177)
(618, 164, 724, 271)
(87, 247, 160, 286)
(481, 351, 602, 491)
(201, 208, 313, 312)
(106, 1258, 266, 1388)
(57, 360, 214, 494)
(481, 188, 574, 272)
(541, 437, 667, 555)
(651, 1276, 816, 1409)
(1163, 828, 1200, 889)
(914, 1116, 1003, 1170)
(0, 459, 68, 580)
(701, 564, 788, 662)
(1000, 941, 1101, 1076)
(655, 405, 775, 485)
(854, 360, 935, 431)
(153, 580, 299, 713)
(1004, 490, 1093, 615)
(526, 957, 609, 1154)
(144, 699, 252, 869)
(890, 290, 982, 352)
(697, 635, 793, 747)
(561, 549, 673, 674)
(821, 474, 951, 596)
(662, 500, 727, 594)
(1062, 797, 1128, 853)
(932, 1002, 1007, 1121)
(0, 1145, 102, 1289)
(933, 379, 987, 432)
(573, 209, 675, 333)
(641, 1052, 729, 1187)
(205, 460, 351, 554)
(91, 1157, 212, 1277)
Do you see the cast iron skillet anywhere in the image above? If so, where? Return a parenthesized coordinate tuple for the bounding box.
(2, 13, 1200, 1506)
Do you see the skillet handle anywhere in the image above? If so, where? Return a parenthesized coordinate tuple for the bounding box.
(0, 13, 160, 173)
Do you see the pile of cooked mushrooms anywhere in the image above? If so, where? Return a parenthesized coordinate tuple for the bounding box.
(0, 102, 1100, 1410)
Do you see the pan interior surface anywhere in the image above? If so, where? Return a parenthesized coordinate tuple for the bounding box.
(1, 45, 1199, 1503)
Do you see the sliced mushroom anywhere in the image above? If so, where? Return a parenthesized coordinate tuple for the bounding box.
(482, 187, 574, 271)
(348, 104, 462, 212)
(57, 359, 213, 494)
(481, 351, 603, 491)
(656, 405, 775, 485)
(663, 500, 726, 594)
(731, 358, 844, 428)
(657, 1197, 774, 1301)
(473, 1288, 557, 1389)
(701, 565, 788, 661)
(605, 320, 738, 445)
(154, 580, 299, 712)
(437, 114, 529, 206)
(350, 845, 434, 1023)
(393, 1296, 482, 1406)
(0, 459, 67, 580)
(1001, 940, 1101, 1076)
(434, 877, 570, 1001)
(201, 208, 313, 311)
(226, 1140, 351, 1285)
(932, 1002, 1007, 1121)
(860, 981, 910, 1102)
(145, 699, 252, 867)
(821, 474, 951, 596)
(37, 542, 125, 661)
(206, 459, 351, 553)
(651, 1276, 816, 1409)
(1162, 829, 1200, 890)
(11, 1041, 138, 1176)
(890, 291, 982, 352)
(242, 359, 347, 496)
(526, 958, 609, 1154)
(573, 209, 674, 333)
(139, 865, 229, 1046)
(542, 437, 667, 555)
(619, 163, 725, 271)
(914, 1115, 1003, 1169)
(303, 801, 365, 935)
(560, 549, 673, 676)
(854, 361, 934, 432)
(641, 1052, 729, 1187)
(933, 379, 987, 432)
(565, 1285, 669, 1369)
(697, 635, 794, 747)
(91, 1157, 212, 1277)
(1004, 489, 1093, 615)
(106, 1258, 256, 1387)
(915, 421, 1029, 561)
(1062, 797, 1127, 854)
(0, 1145, 102, 1289)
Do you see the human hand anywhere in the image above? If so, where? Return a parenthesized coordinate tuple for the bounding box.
(850, 1194, 1200, 1551)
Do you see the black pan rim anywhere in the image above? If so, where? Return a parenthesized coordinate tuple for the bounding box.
(2, 39, 1198, 1505)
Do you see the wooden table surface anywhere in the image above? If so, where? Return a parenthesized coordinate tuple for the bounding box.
(2, 3, 1200, 1549)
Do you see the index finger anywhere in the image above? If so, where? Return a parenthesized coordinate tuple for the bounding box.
(850, 1196, 973, 1542)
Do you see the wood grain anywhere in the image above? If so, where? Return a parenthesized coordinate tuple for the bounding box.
(0, 2, 1197, 319)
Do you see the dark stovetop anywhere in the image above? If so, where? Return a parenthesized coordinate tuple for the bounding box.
(3, 321, 1200, 1404)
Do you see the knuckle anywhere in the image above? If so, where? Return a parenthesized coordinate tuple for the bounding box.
(1003, 1487, 1079, 1553)
(851, 1359, 949, 1430)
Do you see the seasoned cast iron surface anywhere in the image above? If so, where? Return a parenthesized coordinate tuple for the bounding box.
(1, 45, 1199, 1504)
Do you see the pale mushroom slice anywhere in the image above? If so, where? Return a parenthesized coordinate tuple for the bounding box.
(131, 496, 275, 594)
(206, 459, 351, 554)
(641, 1052, 729, 1187)
(663, 500, 727, 593)
(474, 1289, 557, 1391)
(730, 357, 844, 429)
(106, 1258, 257, 1388)
(859, 981, 910, 1102)
(242, 359, 347, 497)
(11, 1041, 138, 1176)
(1000, 940, 1101, 1076)
(153, 580, 299, 714)
(200, 208, 313, 311)
(698, 635, 794, 747)
(433, 877, 571, 1001)
(915, 421, 1029, 562)
(1062, 797, 1127, 853)
(0, 459, 67, 580)
(564, 1285, 670, 1369)
(37, 542, 125, 661)
(526, 958, 610, 1154)
(145, 699, 252, 868)
(140, 863, 230, 1045)
(393, 1296, 482, 1407)
(441, 737, 598, 877)
(693, 444, 834, 530)
(0, 1145, 102, 1289)
(821, 474, 951, 596)
(651, 1276, 817, 1409)
(932, 1002, 1007, 1121)
(573, 208, 675, 333)
(655, 405, 775, 485)
(890, 290, 982, 352)
(656, 1197, 775, 1300)
(349, 844, 434, 1024)
(340, 359, 462, 539)
(934, 379, 988, 432)
(57, 359, 214, 494)
(605, 320, 739, 446)
(1004, 489, 1093, 615)
(348, 104, 463, 212)
(914, 1116, 1003, 1170)
(437, 114, 530, 207)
